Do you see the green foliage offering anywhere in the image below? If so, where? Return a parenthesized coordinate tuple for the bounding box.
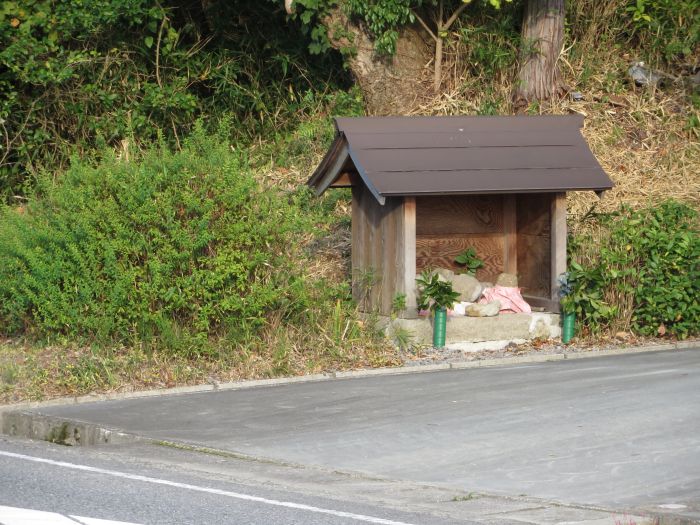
(454, 247, 483, 275)
(0, 126, 316, 355)
(416, 271, 460, 313)
(568, 201, 699, 339)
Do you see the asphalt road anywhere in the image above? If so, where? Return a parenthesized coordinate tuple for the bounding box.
(7, 348, 700, 522)
(0, 436, 466, 525)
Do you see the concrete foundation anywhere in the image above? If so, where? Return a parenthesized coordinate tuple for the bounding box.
(387, 312, 561, 347)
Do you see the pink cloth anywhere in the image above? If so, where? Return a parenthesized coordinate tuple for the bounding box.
(478, 285, 531, 314)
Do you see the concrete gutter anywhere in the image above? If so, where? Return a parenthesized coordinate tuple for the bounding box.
(1, 410, 697, 525)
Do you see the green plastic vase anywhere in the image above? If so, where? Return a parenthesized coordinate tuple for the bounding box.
(433, 307, 447, 348)
(562, 311, 575, 343)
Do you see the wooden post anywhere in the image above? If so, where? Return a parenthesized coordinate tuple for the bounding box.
(401, 197, 417, 317)
(550, 192, 567, 308)
(351, 186, 362, 305)
(503, 194, 517, 275)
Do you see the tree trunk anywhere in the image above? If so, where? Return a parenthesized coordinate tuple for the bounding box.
(514, 0, 565, 107)
(434, 37, 443, 92)
(324, 9, 431, 115)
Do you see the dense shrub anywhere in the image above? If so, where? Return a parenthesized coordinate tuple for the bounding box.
(568, 201, 699, 338)
(0, 0, 348, 200)
(0, 127, 316, 355)
(624, 0, 699, 66)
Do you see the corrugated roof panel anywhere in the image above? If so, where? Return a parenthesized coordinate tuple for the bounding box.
(353, 145, 597, 173)
(335, 115, 583, 134)
(370, 168, 610, 195)
(343, 129, 582, 149)
(308, 116, 613, 203)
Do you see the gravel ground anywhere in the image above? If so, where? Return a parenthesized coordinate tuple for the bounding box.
(401, 335, 700, 366)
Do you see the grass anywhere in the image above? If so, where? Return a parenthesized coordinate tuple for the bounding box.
(451, 492, 479, 502)
(0, 334, 400, 404)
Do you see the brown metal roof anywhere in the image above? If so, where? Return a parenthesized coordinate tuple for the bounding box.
(307, 115, 613, 204)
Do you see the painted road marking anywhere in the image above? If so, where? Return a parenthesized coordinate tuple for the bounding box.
(72, 517, 142, 525)
(0, 505, 141, 525)
(0, 451, 415, 525)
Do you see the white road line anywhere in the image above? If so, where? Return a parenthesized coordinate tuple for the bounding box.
(0, 505, 140, 525)
(71, 516, 142, 525)
(0, 505, 81, 525)
(0, 451, 414, 525)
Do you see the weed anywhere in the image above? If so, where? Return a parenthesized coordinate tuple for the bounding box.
(452, 492, 478, 502)
(392, 327, 415, 352)
(391, 294, 407, 319)
(46, 423, 70, 446)
(354, 267, 380, 312)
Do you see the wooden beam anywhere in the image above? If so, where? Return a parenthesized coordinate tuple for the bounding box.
(401, 197, 417, 318)
(314, 142, 350, 195)
(550, 192, 567, 308)
(522, 295, 559, 313)
(503, 194, 517, 275)
(351, 185, 363, 304)
(329, 172, 357, 187)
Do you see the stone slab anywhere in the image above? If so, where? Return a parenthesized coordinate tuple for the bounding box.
(388, 312, 561, 346)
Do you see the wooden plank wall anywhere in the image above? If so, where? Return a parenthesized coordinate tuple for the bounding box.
(516, 194, 551, 301)
(351, 189, 563, 315)
(351, 185, 408, 316)
(550, 192, 567, 308)
(415, 195, 505, 283)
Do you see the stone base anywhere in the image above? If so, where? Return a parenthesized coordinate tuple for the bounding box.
(386, 313, 561, 347)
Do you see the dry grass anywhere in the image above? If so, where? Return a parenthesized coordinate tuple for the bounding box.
(0, 328, 400, 404)
(406, 42, 699, 228)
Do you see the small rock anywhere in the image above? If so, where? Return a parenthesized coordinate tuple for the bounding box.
(452, 274, 482, 302)
(607, 94, 628, 107)
(571, 91, 584, 101)
(692, 70, 700, 86)
(435, 268, 455, 282)
(465, 301, 501, 317)
(628, 61, 661, 87)
(452, 301, 472, 316)
(496, 273, 518, 287)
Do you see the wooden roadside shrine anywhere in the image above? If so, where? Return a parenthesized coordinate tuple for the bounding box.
(308, 116, 613, 318)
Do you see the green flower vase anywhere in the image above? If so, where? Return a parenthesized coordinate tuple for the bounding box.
(433, 307, 447, 348)
(562, 311, 575, 344)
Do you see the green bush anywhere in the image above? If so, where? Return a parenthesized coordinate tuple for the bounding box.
(0, 0, 349, 200)
(625, 0, 699, 65)
(568, 201, 699, 338)
(0, 126, 316, 355)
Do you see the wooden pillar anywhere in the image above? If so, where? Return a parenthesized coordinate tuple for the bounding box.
(503, 194, 517, 275)
(401, 197, 417, 317)
(351, 186, 362, 304)
(550, 192, 567, 307)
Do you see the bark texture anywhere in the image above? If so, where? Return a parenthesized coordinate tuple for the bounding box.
(514, 0, 566, 106)
(324, 9, 431, 115)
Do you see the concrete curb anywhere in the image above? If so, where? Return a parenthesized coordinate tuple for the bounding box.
(1, 341, 696, 414)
